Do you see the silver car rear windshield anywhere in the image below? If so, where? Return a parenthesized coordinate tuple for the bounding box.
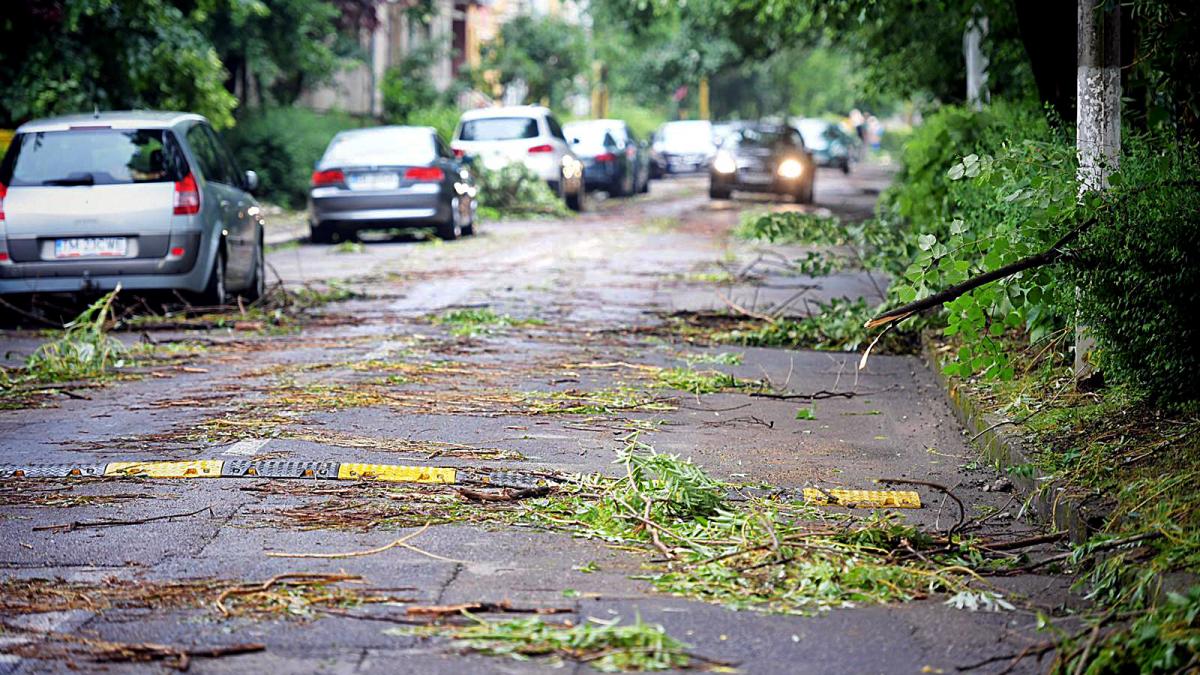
(459, 118, 540, 141)
(323, 129, 436, 166)
(0, 128, 184, 187)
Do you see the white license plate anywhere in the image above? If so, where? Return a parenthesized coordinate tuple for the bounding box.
(741, 172, 773, 185)
(54, 237, 127, 259)
(347, 172, 400, 191)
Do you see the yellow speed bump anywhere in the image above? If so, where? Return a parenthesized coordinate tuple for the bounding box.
(803, 488, 921, 509)
(104, 461, 224, 478)
(337, 463, 456, 484)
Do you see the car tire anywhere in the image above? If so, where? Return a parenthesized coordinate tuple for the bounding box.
(196, 245, 227, 307)
(436, 214, 461, 241)
(310, 221, 336, 244)
(241, 232, 265, 302)
(841, 159, 851, 175)
(795, 181, 815, 205)
(566, 185, 586, 212)
(709, 184, 731, 200)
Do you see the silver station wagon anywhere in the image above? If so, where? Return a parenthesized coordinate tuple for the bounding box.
(0, 111, 264, 304)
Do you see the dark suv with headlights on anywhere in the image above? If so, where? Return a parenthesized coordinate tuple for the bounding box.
(708, 124, 815, 203)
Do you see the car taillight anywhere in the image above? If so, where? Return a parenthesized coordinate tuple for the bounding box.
(528, 144, 554, 154)
(453, 148, 465, 158)
(311, 169, 345, 187)
(594, 152, 616, 162)
(405, 167, 445, 181)
(0, 182, 6, 222)
(173, 174, 200, 215)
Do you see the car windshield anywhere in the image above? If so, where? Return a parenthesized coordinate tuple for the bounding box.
(323, 129, 436, 165)
(459, 117, 540, 141)
(734, 128, 796, 150)
(565, 125, 614, 154)
(0, 129, 182, 186)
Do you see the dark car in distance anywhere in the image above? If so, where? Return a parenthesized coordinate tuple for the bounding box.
(709, 124, 816, 203)
(564, 120, 649, 197)
(309, 126, 478, 242)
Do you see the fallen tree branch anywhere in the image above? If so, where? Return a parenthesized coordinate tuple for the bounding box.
(456, 486, 551, 502)
(876, 477, 966, 535)
(404, 601, 572, 617)
(214, 573, 360, 616)
(33, 506, 214, 533)
(865, 219, 1090, 329)
(868, 179, 1200, 329)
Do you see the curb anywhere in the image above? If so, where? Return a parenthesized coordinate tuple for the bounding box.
(921, 339, 1099, 544)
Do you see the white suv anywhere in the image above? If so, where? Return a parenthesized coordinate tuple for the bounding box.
(452, 106, 585, 211)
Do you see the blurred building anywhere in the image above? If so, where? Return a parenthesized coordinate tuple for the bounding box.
(299, 0, 582, 117)
(300, 1, 482, 117)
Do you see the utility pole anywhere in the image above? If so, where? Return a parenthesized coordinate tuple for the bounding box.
(1074, 0, 1120, 386)
(964, 4, 989, 111)
(699, 77, 710, 121)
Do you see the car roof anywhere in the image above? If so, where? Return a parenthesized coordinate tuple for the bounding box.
(16, 111, 206, 133)
(459, 105, 551, 121)
(336, 125, 436, 137)
(564, 119, 624, 129)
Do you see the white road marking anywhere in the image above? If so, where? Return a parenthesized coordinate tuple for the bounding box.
(225, 438, 270, 456)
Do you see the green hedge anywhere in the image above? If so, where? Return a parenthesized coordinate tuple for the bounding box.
(225, 107, 366, 209)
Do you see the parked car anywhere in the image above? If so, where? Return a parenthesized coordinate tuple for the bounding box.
(650, 120, 716, 176)
(709, 123, 816, 203)
(451, 106, 585, 211)
(0, 111, 264, 304)
(309, 126, 477, 243)
(563, 119, 649, 197)
(793, 117, 855, 174)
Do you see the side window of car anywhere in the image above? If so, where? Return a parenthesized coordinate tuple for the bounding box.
(203, 125, 242, 187)
(184, 124, 226, 184)
(546, 115, 566, 142)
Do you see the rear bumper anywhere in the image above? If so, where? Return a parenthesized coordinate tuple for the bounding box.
(582, 162, 620, 189)
(710, 172, 807, 194)
(0, 232, 208, 295)
(310, 190, 451, 229)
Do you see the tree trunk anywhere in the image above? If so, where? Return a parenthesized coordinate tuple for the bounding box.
(1074, 0, 1121, 387)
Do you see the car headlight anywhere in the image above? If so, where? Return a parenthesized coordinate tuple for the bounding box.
(712, 152, 737, 174)
(777, 158, 804, 179)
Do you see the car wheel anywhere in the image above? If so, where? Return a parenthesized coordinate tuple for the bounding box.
(196, 245, 227, 306)
(241, 232, 265, 302)
(709, 184, 731, 200)
(437, 203, 462, 241)
(310, 221, 336, 244)
(566, 184, 586, 212)
(796, 181, 815, 204)
(462, 202, 476, 236)
(841, 159, 851, 175)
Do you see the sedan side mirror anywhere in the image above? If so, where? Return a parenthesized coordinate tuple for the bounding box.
(244, 170, 260, 193)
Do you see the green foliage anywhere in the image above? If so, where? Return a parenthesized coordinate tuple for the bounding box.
(482, 14, 587, 109)
(381, 44, 442, 124)
(1068, 138, 1200, 404)
(474, 164, 570, 218)
(719, 298, 886, 353)
(225, 107, 365, 208)
(431, 308, 542, 337)
(653, 367, 746, 395)
(193, 0, 346, 107)
(528, 439, 977, 613)
(0, 0, 237, 128)
(405, 106, 461, 144)
(1060, 587, 1200, 674)
(2, 290, 125, 389)
(399, 615, 694, 672)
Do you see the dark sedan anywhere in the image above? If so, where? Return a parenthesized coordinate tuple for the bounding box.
(709, 124, 816, 203)
(309, 126, 477, 242)
(564, 120, 649, 197)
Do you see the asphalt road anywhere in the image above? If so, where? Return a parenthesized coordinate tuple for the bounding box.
(0, 166, 1071, 674)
